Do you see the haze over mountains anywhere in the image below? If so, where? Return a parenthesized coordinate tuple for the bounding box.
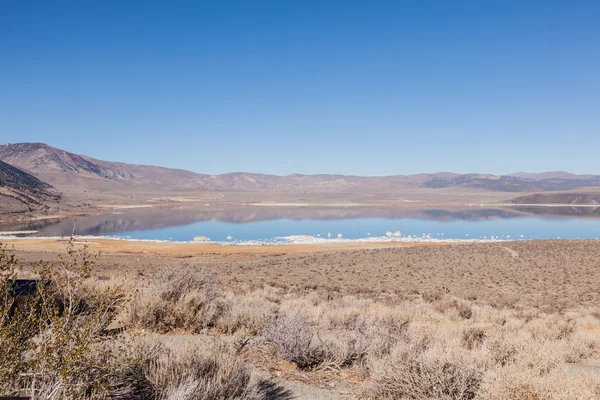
(1, 143, 599, 195)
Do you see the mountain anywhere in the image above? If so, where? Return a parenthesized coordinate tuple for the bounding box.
(423, 173, 600, 192)
(0, 159, 60, 215)
(1, 143, 600, 196)
(510, 190, 600, 205)
(509, 171, 595, 181)
(0, 143, 448, 193)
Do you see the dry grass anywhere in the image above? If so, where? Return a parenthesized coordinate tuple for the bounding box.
(40, 240, 597, 311)
(125, 273, 226, 333)
(145, 338, 290, 400)
(121, 271, 600, 398)
(4, 242, 600, 399)
(0, 243, 288, 400)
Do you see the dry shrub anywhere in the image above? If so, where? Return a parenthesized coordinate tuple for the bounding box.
(433, 295, 473, 320)
(316, 331, 376, 375)
(261, 310, 372, 373)
(0, 239, 136, 399)
(126, 273, 226, 333)
(462, 326, 488, 350)
(5, 241, 600, 399)
(309, 296, 412, 371)
(487, 329, 593, 375)
(260, 310, 324, 369)
(478, 365, 600, 399)
(216, 292, 277, 335)
(371, 338, 483, 400)
(458, 303, 474, 320)
(146, 338, 289, 400)
(0, 245, 33, 387)
(526, 315, 576, 340)
(487, 334, 520, 368)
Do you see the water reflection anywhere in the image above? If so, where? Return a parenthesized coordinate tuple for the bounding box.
(1, 205, 599, 240)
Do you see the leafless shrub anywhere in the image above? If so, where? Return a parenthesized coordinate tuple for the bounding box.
(478, 365, 600, 400)
(462, 326, 487, 350)
(261, 310, 324, 369)
(433, 295, 473, 319)
(126, 273, 226, 333)
(216, 292, 277, 335)
(527, 316, 576, 341)
(371, 339, 483, 400)
(146, 338, 289, 400)
(487, 334, 520, 367)
(486, 328, 594, 377)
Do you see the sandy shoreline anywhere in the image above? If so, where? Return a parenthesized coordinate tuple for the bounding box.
(0, 236, 462, 255)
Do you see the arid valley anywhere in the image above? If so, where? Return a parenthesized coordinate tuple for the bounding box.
(3, 2, 600, 398)
(2, 142, 600, 398)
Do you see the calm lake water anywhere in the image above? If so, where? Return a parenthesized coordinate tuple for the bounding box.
(3, 206, 600, 243)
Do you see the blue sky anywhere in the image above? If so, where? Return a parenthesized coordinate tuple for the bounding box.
(1, 1, 599, 176)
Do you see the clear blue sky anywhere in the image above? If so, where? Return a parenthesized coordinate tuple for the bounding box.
(1, 1, 599, 176)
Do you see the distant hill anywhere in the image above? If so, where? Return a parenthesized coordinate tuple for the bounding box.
(0, 159, 60, 215)
(425, 173, 600, 192)
(509, 171, 595, 181)
(1, 142, 599, 195)
(510, 191, 600, 205)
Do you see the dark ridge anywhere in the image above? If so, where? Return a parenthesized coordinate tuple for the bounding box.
(0, 160, 53, 191)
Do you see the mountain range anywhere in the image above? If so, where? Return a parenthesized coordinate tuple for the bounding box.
(1, 143, 599, 195)
(2, 142, 600, 219)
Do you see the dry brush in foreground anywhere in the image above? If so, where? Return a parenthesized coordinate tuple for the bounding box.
(1, 242, 600, 399)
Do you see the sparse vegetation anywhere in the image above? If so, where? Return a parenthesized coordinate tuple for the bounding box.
(125, 272, 226, 334)
(0, 242, 284, 399)
(2, 242, 600, 399)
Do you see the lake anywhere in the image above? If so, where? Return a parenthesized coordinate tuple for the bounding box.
(2, 205, 600, 243)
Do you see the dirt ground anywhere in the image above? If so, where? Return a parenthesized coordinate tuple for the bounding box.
(6, 238, 600, 311)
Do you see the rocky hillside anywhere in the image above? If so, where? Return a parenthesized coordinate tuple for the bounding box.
(0, 143, 133, 181)
(0, 160, 60, 215)
(0, 159, 52, 191)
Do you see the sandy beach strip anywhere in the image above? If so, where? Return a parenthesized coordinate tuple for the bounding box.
(0, 236, 458, 255)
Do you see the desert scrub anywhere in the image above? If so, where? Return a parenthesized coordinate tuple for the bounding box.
(260, 310, 327, 370)
(146, 338, 290, 400)
(0, 239, 137, 399)
(215, 291, 277, 335)
(3, 242, 600, 399)
(370, 335, 484, 400)
(0, 245, 35, 386)
(126, 272, 227, 333)
(478, 364, 600, 399)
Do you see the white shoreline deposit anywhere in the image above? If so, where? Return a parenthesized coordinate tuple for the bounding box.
(0, 234, 515, 245)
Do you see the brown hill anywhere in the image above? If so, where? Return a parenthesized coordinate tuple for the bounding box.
(510, 190, 600, 205)
(1, 143, 599, 197)
(0, 159, 60, 215)
(509, 171, 595, 181)
(0, 143, 446, 193)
